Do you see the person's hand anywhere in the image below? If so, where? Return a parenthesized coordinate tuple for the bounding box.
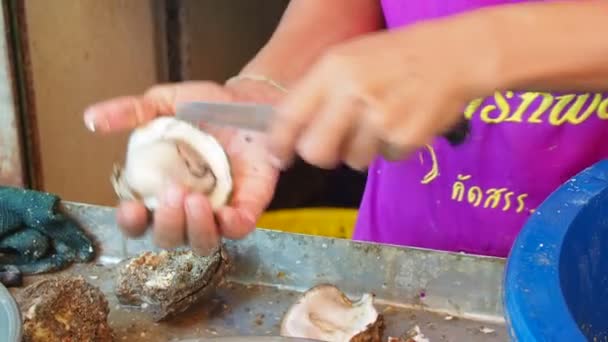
(269, 16, 495, 170)
(83, 81, 280, 255)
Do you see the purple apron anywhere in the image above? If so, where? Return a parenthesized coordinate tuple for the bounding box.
(354, 0, 608, 257)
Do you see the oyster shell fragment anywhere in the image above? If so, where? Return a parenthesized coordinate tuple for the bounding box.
(388, 325, 430, 342)
(111, 116, 232, 210)
(280, 284, 385, 342)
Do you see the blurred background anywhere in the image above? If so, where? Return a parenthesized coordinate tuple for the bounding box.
(0, 1, 366, 234)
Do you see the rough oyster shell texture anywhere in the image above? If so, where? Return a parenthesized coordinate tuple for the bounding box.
(17, 276, 113, 342)
(114, 246, 229, 321)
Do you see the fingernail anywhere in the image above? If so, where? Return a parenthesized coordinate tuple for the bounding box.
(221, 211, 234, 228)
(196, 239, 220, 256)
(193, 246, 212, 257)
(267, 153, 284, 170)
(164, 185, 184, 208)
(243, 211, 257, 226)
(83, 110, 96, 132)
(185, 195, 199, 214)
(265, 138, 284, 167)
(265, 147, 291, 171)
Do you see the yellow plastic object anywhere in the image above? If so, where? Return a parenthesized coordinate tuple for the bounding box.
(257, 208, 358, 239)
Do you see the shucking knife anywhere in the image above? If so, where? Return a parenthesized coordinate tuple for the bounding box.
(175, 101, 470, 146)
(176, 101, 273, 132)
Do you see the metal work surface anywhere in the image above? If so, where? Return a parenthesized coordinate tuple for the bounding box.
(14, 202, 508, 341)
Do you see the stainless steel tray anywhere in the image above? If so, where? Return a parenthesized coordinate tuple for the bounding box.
(11, 202, 507, 341)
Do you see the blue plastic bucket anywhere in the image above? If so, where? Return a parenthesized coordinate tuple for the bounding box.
(504, 160, 608, 341)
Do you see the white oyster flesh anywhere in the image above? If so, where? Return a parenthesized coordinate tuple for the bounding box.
(111, 116, 232, 210)
(280, 284, 380, 342)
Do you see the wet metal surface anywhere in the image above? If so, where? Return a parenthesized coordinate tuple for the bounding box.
(0, 7, 25, 187)
(14, 202, 508, 341)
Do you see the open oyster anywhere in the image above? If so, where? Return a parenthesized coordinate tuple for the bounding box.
(111, 116, 232, 210)
(280, 284, 385, 342)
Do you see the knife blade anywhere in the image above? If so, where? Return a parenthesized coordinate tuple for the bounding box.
(176, 101, 273, 132)
(175, 101, 470, 146)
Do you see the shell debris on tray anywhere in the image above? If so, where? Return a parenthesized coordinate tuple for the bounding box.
(280, 284, 385, 342)
(390, 325, 430, 342)
(111, 116, 232, 210)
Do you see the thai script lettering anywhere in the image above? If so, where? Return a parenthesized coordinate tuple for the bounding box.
(451, 174, 531, 214)
(464, 91, 608, 126)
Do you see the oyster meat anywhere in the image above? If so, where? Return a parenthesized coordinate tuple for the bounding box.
(280, 284, 385, 342)
(111, 116, 232, 210)
(16, 276, 113, 342)
(114, 246, 228, 321)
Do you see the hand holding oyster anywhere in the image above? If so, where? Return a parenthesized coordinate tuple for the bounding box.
(83, 82, 279, 252)
(111, 116, 233, 210)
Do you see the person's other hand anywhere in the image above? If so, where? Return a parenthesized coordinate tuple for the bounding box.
(269, 16, 494, 170)
(83, 81, 280, 255)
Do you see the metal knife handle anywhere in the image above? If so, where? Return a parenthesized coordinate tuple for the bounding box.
(377, 117, 469, 161)
(442, 118, 470, 146)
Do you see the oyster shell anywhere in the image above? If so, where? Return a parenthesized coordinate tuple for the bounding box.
(114, 246, 229, 321)
(280, 284, 385, 342)
(17, 276, 113, 342)
(111, 116, 232, 210)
